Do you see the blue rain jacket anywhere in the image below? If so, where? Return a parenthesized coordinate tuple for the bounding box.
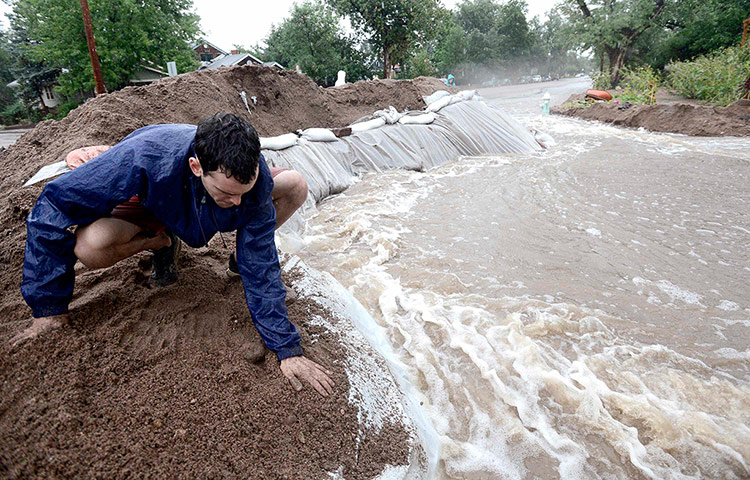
(21, 124, 303, 360)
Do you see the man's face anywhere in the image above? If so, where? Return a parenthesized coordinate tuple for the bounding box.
(189, 157, 258, 208)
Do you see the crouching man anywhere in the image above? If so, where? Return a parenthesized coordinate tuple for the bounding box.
(15, 112, 334, 396)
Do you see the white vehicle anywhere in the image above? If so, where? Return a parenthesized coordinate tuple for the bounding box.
(531, 75, 542, 82)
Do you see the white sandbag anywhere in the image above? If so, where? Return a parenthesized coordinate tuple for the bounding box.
(423, 90, 450, 106)
(457, 89, 478, 101)
(335, 70, 346, 86)
(373, 106, 404, 124)
(533, 129, 556, 148)
(300, 128, 338, 142)
(426, 95, 452, 112)
(260, 133, 298, 150)
(398, 113, 436, 125)
(24, 161, 70, 187)
(349, 117, 386, 133)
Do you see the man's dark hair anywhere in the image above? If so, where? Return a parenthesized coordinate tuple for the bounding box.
(194, 113, 260, 184)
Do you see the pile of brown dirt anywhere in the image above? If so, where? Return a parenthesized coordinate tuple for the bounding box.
(552, 96, 750, 137)
(0, 67, 447, 478)
(0, 67, 451, 195)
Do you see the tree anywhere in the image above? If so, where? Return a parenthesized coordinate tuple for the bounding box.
(326, 0, 443, 79)
(261, 1, 372, 85)
(6, 0, 200, 100)
(558, 0, 666, 85)
(0, 29, 16, 111)
(640, 0, 750, 70)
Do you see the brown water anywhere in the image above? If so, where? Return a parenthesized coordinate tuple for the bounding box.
(293, 79, 750, 479)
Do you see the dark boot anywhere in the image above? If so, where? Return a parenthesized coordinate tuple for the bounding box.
(151, 230, 180, 286)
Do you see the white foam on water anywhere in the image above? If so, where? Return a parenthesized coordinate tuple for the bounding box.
(717, 300, 740, 311)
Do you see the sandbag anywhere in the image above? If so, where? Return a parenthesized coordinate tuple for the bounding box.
(423, 90, 450, 105)
(533, 129, 556, 148)
(457, 89, 478, 101)
(349, 117, 386, 133)
(398, 113, 436, 125)
(299, 128, 338, 142)
(260, 133, 299, 150)
(373, 106, 404, 124)
(426, 95, 452, 113)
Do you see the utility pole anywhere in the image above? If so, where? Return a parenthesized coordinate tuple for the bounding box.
(80, 0, 106, 95)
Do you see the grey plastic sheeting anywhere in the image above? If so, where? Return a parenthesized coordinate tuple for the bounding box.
(263, 100, 541, 206)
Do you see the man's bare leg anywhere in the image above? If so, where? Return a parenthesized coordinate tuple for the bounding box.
(74, 217, 170, 269)
(12, 218, 171, 346)
(271, 170, 308, 229)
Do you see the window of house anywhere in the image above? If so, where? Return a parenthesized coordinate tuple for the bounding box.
(201, 53, 213, 61)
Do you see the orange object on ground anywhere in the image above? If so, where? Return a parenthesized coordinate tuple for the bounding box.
(586, 89, 612, 101)
(65, 145, 111, 169)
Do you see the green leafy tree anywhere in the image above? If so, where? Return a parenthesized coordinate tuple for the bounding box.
(431, 14, 468, 76)
(639, 0, 750, 70)
(7, 0, 200, 100)
(326, 0, 442, 79)
(259, 1, 371, 85)
(0, 29, 16, 111)
(557, 0, 667, 85)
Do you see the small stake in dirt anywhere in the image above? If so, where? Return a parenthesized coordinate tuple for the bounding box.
(80, 0, 106, 95)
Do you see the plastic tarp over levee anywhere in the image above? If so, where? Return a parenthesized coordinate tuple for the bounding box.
(263, 100, 541, 205)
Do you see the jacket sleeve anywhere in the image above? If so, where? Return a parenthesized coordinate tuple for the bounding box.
(236, 201, 302, 361)
(21, 145, 143, 317)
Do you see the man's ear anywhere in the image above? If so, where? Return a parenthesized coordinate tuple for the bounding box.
(188, 157, 202, 177)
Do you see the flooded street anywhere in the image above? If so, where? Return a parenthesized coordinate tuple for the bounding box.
(295, 78, 750, 479)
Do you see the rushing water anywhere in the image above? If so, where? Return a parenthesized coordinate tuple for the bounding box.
(292, 79, 750, 479)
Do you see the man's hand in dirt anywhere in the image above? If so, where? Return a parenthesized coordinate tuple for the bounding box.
(280, 355, 335, 397)
(11, 314, 68, 347)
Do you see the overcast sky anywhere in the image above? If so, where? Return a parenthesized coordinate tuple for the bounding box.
(1, 0, 560, 51)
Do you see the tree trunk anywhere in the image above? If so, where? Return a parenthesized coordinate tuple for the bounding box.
(606, 46, 627, 86)
(383, 47, 391, 79)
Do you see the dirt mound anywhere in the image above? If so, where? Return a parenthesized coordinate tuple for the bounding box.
(553, 95, 750, 136)
(0, 67, 446, 478)
(0, 66, 447, 195)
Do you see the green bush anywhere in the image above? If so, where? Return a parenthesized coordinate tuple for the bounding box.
(667, 45, 750, 106)
(617, 65, 659, 104)
(0, 101, 26, 125)
(591, 71, 611, 90)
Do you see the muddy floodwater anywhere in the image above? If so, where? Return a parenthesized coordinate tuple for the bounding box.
(292, 78, 749, 479)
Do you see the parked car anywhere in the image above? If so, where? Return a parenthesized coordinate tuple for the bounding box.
(531, 75, 542, 82)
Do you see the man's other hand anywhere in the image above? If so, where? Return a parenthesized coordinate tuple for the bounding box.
(280, 355, 335, 397)
(11, 314, 68, 347)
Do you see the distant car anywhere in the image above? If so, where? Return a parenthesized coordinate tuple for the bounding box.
(482, 77, 500, 87)
(531, 75, 542, 82)
(575, 72, 585, 77)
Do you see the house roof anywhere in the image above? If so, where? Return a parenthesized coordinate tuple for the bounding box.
(200, 53, 263, 70)
(262, 61, 284, 70)
(190, 39, 228, 55)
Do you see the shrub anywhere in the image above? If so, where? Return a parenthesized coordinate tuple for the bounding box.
(0, 101, 26, 125)
(667, 45, 750, 106)
(617, 65, 659, 105)
(591, 71, 611, 90)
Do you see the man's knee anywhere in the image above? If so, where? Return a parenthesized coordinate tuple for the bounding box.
(74, 225, 111, 269)
(274, 170, 308, 208)
(289, 171, 308, 208)
(74, 219, 139, 269)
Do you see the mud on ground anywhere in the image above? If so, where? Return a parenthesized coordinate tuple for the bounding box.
(552, 95, 750, 137)
(0, 67, 449, 478)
